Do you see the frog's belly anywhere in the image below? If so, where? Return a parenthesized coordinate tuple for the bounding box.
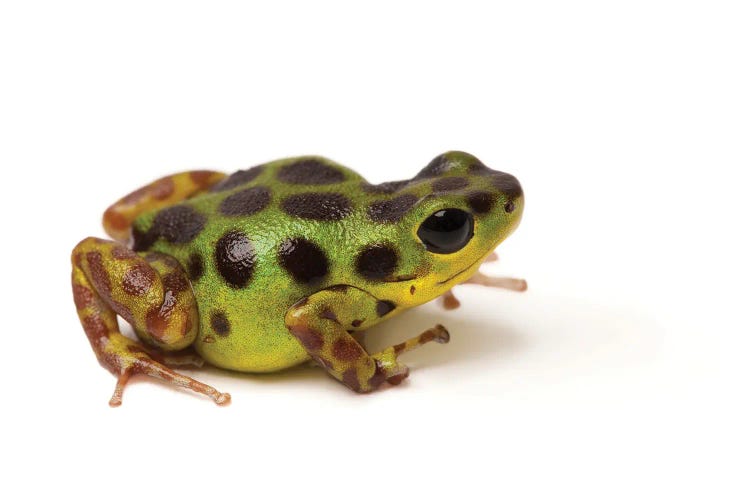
(192, 301, 310, 373)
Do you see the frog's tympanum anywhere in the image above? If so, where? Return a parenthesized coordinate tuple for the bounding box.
(71, 151, 526, 406)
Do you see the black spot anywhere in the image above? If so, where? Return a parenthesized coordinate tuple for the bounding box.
(211, 165, 265, 192)
(132, 226, 158, 252)
(504, 201, 516, 213)
(215, 231, 256, 288)
(414, 154, 452, 179)
(432, 177, 469, 192)
(133, 205, 206, 251)
(361, 180, 409, 194)
(467, 160, 491, 175)
(186, 252, 204, 281)
(351, 319, 363, 327)
(490, 172, 523, 199)
(219, 186, 271, 216)
(376, 300, 396, 317)
(367, 194, 418, 223)
(279, 238, 329, 285)
(277, 159, 345, 185)
(356, 244, 399, 281)
(281, 193, 352, 221)
(467, 191, 496, 214)
(210, 311, 230, 336)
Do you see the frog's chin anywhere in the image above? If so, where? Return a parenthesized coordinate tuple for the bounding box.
(436, 254, 486, 287)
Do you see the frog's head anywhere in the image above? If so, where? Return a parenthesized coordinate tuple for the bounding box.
(361, 151, 523, 304)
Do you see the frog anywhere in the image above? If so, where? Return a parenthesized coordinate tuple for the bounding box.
(71, 151, 526, 406)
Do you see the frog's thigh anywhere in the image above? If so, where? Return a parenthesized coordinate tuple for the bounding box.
(103, 170, 226, 242)
(285, 286, 449, 393)
(71, 237, 229, 406)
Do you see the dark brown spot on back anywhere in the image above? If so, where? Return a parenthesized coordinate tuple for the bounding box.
(376, 300, 396, 317)
(432, 177, 469, 192)
(210, 311, 231, 336)
(490, 172, 523, 199)
(467, 191, 496, 214)
(186, 253, 204, 281)
(211, 165, 265, 192)
(277, 159, 345, 185)
(134, 205, 206, 251)
(367, 194, 418, 223)
(215, 231, 256, 288)
(351, 319, 363, 328)
(281, 193, 352, 221)
(122, 262, 156, 296)
(355, 244, 399, 281)
(219, 186, 271, 216)
(278, 238, 329, 285)
(467, 161, 491, 174)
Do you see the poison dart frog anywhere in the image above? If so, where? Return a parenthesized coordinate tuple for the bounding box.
(71, 151, 526, 406)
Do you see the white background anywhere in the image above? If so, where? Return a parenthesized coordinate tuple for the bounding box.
(1, 1, 748, 498)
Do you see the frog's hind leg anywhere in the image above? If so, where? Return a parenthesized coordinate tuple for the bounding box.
(71, 237, 230, 406)
(103, 170, 226, 242)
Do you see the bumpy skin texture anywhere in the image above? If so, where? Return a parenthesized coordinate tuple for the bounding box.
(72, 151, 524, 405)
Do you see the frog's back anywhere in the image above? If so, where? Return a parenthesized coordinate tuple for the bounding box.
(129, 156, 394, 372)
(128, 153, 517, 372)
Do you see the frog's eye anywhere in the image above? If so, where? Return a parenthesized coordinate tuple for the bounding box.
(417, 209, 474, 254)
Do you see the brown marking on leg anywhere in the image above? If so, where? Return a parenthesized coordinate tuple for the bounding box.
(121, 262, 156, 296)
(332, 338, 362, 362)
(289, 325, 325, 351)
(72, 283, 95, 310)
(72, 237, 229, 406)
(342, 368, 361, 392)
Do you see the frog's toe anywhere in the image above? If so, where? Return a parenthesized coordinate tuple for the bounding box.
(385, 365, 410, 386)
(440, 289, 461, 310)
(106, 347, 231, 407)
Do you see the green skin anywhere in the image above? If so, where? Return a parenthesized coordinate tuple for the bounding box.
(71, 151, 524, 405)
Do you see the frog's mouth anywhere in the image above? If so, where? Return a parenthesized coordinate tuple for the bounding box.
(383, 274, 417, 283)
(437, 254, 486, 285)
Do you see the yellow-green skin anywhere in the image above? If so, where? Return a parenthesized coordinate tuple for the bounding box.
(128, 151, 524, 373)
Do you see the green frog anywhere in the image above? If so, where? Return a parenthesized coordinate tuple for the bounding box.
(71, 151, 525, 406)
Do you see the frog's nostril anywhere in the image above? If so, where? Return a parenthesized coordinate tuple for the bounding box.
(504, 201, 516, 213)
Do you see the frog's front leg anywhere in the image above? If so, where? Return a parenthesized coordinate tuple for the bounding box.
(71, 237, 230, 406)
(440, 252, 527, 310)
(285, 286, 449, 393)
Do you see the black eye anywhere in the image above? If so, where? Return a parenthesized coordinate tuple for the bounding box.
(417, 209, 474, 254)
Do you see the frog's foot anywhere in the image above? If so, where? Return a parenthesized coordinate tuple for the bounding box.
(108, 343, 229, 407)
(440, 271, 528, 310)
(72, 237, 230, 406)
(285, 286, 450, 393)
(372, 325, 450, 386)
(466, 271, 527, 291)
(440, 289, 462, 310)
